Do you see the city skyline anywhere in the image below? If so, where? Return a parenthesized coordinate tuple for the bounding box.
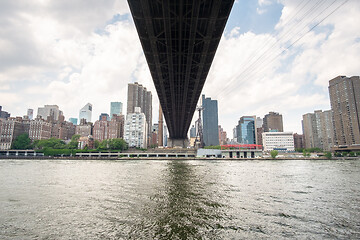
(0, 0, 359, 136)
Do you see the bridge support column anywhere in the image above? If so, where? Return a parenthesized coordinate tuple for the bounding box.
(168, 138, 189, 148)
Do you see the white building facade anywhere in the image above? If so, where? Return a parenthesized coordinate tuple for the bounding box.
(37, 105, 62, 121)
(79, 103, 92, 123)
(124, 107, 148, 148)
(262, 132, 295, 152)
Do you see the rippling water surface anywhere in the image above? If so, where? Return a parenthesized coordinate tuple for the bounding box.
(0, 159, 359, 239)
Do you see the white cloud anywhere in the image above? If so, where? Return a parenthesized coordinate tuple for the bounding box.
(256, 7, 267, 15)
(202, 0, 360, 135)
(0, 0, 359, 140)
(258, 0, 273, 7)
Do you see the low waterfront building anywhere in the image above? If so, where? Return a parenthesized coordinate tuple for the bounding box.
(262, 132, 294, 152)
(78, 136, 94, 149)
(197, 149, 222, 158)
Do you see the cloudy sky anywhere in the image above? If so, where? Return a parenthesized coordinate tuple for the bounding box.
(0, 0, 359, 138)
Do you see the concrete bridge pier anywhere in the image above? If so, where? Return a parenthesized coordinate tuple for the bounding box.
(168, 138, 189, 148)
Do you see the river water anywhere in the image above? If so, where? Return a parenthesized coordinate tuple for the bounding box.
(0, 159, 359, 239)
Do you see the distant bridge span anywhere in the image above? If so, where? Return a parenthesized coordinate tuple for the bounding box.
(128, 0, 235, 145)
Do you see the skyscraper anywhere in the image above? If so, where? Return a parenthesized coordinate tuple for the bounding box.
(329, 76, 360, 148)
(236, 116, 256, 144)
(127, 82, 152, 130)
(189, 125, 196, 138)
(202, 94, 219, 146)
(79, 103, 92, 123)
(27, 109, 34, 120)
(99, 113, 110, 121)
(302, 110, 334, 151)
(69, 118, 78, 125)
(110, 102, 123, 119)
(0, 106, 10, 119)
(37, 105, 62, 121)
(263, 112, 283, 132)
(158, 105, 164, 147)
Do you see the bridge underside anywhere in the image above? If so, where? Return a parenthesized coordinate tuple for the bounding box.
(128, 0, 234, 139)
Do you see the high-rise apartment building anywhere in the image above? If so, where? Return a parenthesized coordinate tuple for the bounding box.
(189, 125, 196, 138)
(158, 106, 164, 147)
(0, 106, 10, 119)
(124, 107, 148, 148)
(329, 76, 360, 148)
(28, 118, 52, 141)
(218, 125, 227, 145)
(302, 110, 334, 151)
(263, 112, 283, 132)
(233, 127, 237, 142)
(293, 133, 305, 149)
(236, 116, 256, 144)
(0, 118, 26, 150)
(150, 123, 159, 146)
(110, 102, 123, 119)
(79, 103, 92, 123)
(75, 120, 92, 137)
(127, 82, 152, 131)
(37, 105, 63, 121)
(51, 120, 75, 141)
(108, 115, 125, 139)
(93, 117, 109, 141)
(202, 94, 219, 146)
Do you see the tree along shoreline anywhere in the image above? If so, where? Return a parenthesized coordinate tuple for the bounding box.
(10, 133, 128, 156)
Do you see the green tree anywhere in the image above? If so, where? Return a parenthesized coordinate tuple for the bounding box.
(204, 145, 221, 149)
(270, 150, 278, 159)
(11, 133, 32, 149)
(303, 149, 311, 157)
(334, 152, 342, 157)
(324, 152, 332, 160)
(94, 140, 100, 149)
(108, 138, 127, 151)
(33, 138, 66, 149)
(295, 148, 304, 153)
(67, 134, 80, 149)
(98, 139, 109, 150)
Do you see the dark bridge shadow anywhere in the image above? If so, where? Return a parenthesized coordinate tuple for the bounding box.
(128, 161, 230, 239)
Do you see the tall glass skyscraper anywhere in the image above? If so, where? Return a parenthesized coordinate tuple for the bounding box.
(79, 103, 92, 123)
(202, 94, 219, 146)
(110, 102, 123, 119)
(69, 118, 78, 125)
(236, 116, 256, 144)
